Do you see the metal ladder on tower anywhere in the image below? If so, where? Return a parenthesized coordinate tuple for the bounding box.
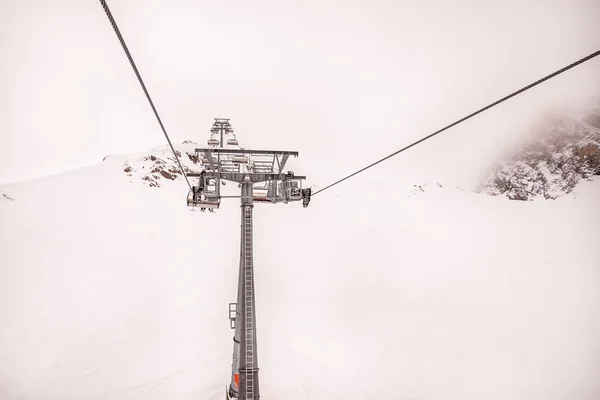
(243, 206, 254, 400)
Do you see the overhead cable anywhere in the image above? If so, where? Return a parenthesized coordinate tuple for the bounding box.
(98, 0, 192, 190)
(313, 49, 600, 196)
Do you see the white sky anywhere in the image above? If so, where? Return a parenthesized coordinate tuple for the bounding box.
(1, 0, 599, 187)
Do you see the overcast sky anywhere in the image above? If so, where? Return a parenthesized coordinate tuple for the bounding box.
(1, 0, 599, 187)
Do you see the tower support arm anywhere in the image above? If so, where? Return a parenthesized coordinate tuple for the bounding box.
(278, 154, 290, 174)
(196, 148, 298, 157)
(188, 172, 305, 183)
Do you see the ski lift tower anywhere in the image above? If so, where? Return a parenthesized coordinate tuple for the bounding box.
(208, 118, 236, 147)
(186, 120, 312, 400)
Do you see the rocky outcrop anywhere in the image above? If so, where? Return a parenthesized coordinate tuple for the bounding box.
(479, 99, 600, 200)
(122, 142, 202, 188)
(408, 182, 443, 197)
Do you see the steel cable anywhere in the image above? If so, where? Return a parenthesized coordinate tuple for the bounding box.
(313, 49, 600, 196)
(98, 0, 192, 190)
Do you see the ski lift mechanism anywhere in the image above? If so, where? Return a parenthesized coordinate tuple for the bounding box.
(280, 178, 303, 202)
(188, 147, 312, 209)
(187, 175, 221, 210)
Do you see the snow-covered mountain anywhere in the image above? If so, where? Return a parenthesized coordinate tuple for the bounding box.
(1, 143, 599, 399)
(113, 142, 203, 188)
(479, 99, 600, 200)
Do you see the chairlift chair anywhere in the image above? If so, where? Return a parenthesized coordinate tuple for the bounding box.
(186, 177, 221, 210)
(232, 155, 248, 164)
(187, 193, 220, 210)
(227, 135, 238, 146)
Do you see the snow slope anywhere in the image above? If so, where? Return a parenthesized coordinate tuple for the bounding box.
(1, 144, 599, 399)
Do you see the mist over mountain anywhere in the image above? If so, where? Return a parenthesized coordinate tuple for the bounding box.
(480, 97, 600, 200)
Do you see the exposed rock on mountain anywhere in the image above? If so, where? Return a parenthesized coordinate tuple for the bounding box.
(120, 142, 202, 188)
(408, 182, 443, 197)
(479, 99, 600, 200)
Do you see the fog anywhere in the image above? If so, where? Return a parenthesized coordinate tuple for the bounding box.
(1, 0, 599, 188)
